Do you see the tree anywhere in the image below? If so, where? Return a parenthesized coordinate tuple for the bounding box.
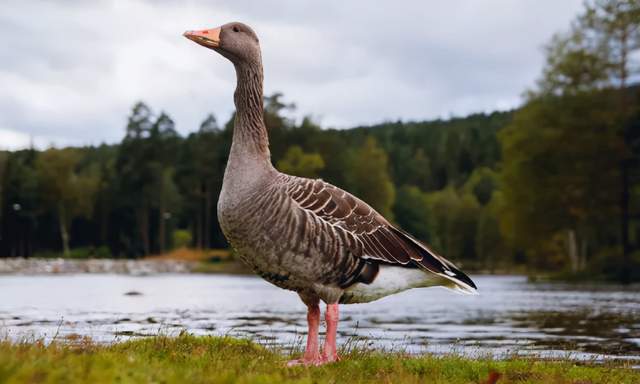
(306, 129, 350, 187)
(0, 152, 7, 240)
(499, 92, 623, 272)
(36, 148, 98, 257)
(345, 137, 396, 219)
(394, 185, 433, 242)
(475, 191, 510, 272)
(537, 0, 639, 96)
(116, 102, 154, 255)
(115, 103, 182, 256)
(175, 114, 227, 249)
(577, 0, 640, 282)
(402, 149, 432, 191)
(149, 112, 180, 254)
(581, 0, 640, 91)
(509, 0, 639, 278)
(462, 167, 499, 206)
(277, 146, 325, 178)
(1, 150, 39, 257)
(425, 187, 480, 263)
(536, 29, 610, 95)
(263, 92, 296, 160)
(89, 145, 117, 248)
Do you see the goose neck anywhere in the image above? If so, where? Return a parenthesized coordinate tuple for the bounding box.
(231, 61, 270, 163)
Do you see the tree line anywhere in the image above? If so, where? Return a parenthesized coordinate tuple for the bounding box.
(0, 0, 639, 281)
(0, 95, 510, 265)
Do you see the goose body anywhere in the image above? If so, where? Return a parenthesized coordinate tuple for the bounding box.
(219, 173, 475, 304)
(184, 21, 477, 365)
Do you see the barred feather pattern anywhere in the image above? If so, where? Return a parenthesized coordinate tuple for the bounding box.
(282, 177, 477, 291)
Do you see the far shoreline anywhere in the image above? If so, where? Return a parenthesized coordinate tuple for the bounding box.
(1, 250, 638, 285)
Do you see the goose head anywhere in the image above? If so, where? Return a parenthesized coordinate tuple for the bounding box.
(184, 22, 260, 65)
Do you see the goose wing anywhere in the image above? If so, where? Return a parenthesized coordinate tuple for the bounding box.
(285, 177, 476, 291)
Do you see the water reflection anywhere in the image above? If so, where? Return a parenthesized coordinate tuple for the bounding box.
(0, 274, 638, 361)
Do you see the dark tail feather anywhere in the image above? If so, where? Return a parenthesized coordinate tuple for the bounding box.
(390, 227, 478, 293)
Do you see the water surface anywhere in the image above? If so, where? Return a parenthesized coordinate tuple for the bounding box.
(1, 274, 639, 361)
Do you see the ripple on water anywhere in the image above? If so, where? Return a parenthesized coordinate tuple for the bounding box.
(0, 274, 639, 362)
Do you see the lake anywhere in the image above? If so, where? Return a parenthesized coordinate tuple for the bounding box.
(1, 274, 639, 362)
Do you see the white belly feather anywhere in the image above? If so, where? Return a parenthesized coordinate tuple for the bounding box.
(341, 265, 475, 304)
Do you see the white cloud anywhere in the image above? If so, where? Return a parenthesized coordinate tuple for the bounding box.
(0, 0, 584, 149)
(0, 129, 31, 150)
(0, 127, 76, 150)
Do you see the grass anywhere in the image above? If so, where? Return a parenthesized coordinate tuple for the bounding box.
(146, 247, 253, 274)
(0, 335, 638, 383)
(31, 246, 113, 259)
(189, 259, 253, 274)
(145, 248, 232, 262)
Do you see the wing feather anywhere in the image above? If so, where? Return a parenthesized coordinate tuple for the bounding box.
(285, 177, 477, 291)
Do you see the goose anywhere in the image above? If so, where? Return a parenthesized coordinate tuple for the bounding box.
(184, 22, 477, 366)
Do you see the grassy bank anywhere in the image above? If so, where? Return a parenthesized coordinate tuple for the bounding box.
(0, 335, 638, 383)
(146, 247, 253, 274)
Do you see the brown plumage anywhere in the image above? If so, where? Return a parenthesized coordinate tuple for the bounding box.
(184, 21, 477, 365)
(285, 177, 477, 293)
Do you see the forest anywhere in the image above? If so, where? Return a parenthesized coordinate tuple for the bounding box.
(1, 0, 639, 282)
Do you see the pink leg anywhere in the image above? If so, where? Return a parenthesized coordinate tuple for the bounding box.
(303, 305, 321, 360)
(287, 304, 321, 366)
(321, 303, 340, 363)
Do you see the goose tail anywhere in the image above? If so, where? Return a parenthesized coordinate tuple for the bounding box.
(438, 268, 479, 295)
(389, 227, 478, 295)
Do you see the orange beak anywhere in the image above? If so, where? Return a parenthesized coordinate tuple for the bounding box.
(183, 27, 221, 49)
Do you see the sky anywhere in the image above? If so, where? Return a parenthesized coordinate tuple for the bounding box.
(0, 0, 584, 150)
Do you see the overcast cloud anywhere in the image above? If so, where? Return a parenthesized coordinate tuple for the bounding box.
(0, 0, 583, 150)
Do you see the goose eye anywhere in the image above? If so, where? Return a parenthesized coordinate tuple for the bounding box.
(233, 26, 240, 32)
